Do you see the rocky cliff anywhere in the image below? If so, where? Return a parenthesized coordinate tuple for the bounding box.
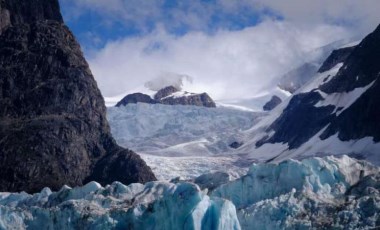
(0, 0, 156, 193)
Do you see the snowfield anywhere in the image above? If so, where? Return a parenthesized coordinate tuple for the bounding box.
(1, 156, 379, 230)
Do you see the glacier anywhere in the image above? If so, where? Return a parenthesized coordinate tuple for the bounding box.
(107, 103, 261, 180)
(0, 181, 240, 230)
(1, 156, 379, 230)
(212, 155, 380, 229)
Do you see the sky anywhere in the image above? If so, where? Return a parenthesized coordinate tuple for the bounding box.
(59, 0, 380, 103)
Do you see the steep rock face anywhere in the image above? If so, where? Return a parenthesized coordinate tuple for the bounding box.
(115, 93, 158, 107)
(263, 95, 282, 111)
(0, 0, 156, 193)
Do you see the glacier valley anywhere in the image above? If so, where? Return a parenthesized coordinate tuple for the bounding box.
(107, 104, 262, 180)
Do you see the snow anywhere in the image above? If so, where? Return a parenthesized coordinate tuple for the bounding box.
(212, 156, 380, 229)
(217, 87, 291, 112)
(161, 90, 196, 99)
(0, 181, 241, 230)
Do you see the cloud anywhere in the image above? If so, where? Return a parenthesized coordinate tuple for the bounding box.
(87, 20, 350, 101)
(59, 0, 379, 102)
(144, 72, 193, 91)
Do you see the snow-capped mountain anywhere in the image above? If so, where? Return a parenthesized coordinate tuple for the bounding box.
(238, 24, 380, 166)
(116, 85, 216, 108)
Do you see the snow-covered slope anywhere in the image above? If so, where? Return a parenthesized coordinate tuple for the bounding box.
(212, 155, 380, 229)
(107, 104, 261, 179)
(238, 25, 380, 165)
(0, 181, 240, 230)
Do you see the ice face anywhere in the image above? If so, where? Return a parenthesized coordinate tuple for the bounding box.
(0, 181, 241, 230)
(212, 155, 380, 229)
(0, 156, 379, 229)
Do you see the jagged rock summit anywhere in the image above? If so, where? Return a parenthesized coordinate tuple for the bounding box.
(116, 85, 217, 108)
(0, 0, 156, 193)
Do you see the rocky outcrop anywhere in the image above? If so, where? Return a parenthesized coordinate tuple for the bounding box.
(263, 95, 282, 111)
(160, 92, 216, 108)
(115, 93, 158, 107)
(116, 85, 217, 108)
(0, 0, 156, 193)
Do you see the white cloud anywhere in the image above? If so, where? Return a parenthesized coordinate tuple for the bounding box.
(88, 20, 350, 101)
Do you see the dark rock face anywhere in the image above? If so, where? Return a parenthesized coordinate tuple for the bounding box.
(318, 46, 356, 73)
(160, 92, 216, 108)
(0, 0, 156, 193)
(257, 24, 380, 154)
(154, 85, 179, 100)
(263, 95, 282, 111)
(115, 93, 158, 107)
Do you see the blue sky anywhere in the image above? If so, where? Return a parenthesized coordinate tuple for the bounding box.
(59, 0, 380, 103)
(60, 0, 281, 51)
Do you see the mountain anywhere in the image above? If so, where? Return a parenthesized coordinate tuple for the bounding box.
(0, 0, 155, 193)
(116, 85, 216, 108)
(239, 24, 380, 165)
